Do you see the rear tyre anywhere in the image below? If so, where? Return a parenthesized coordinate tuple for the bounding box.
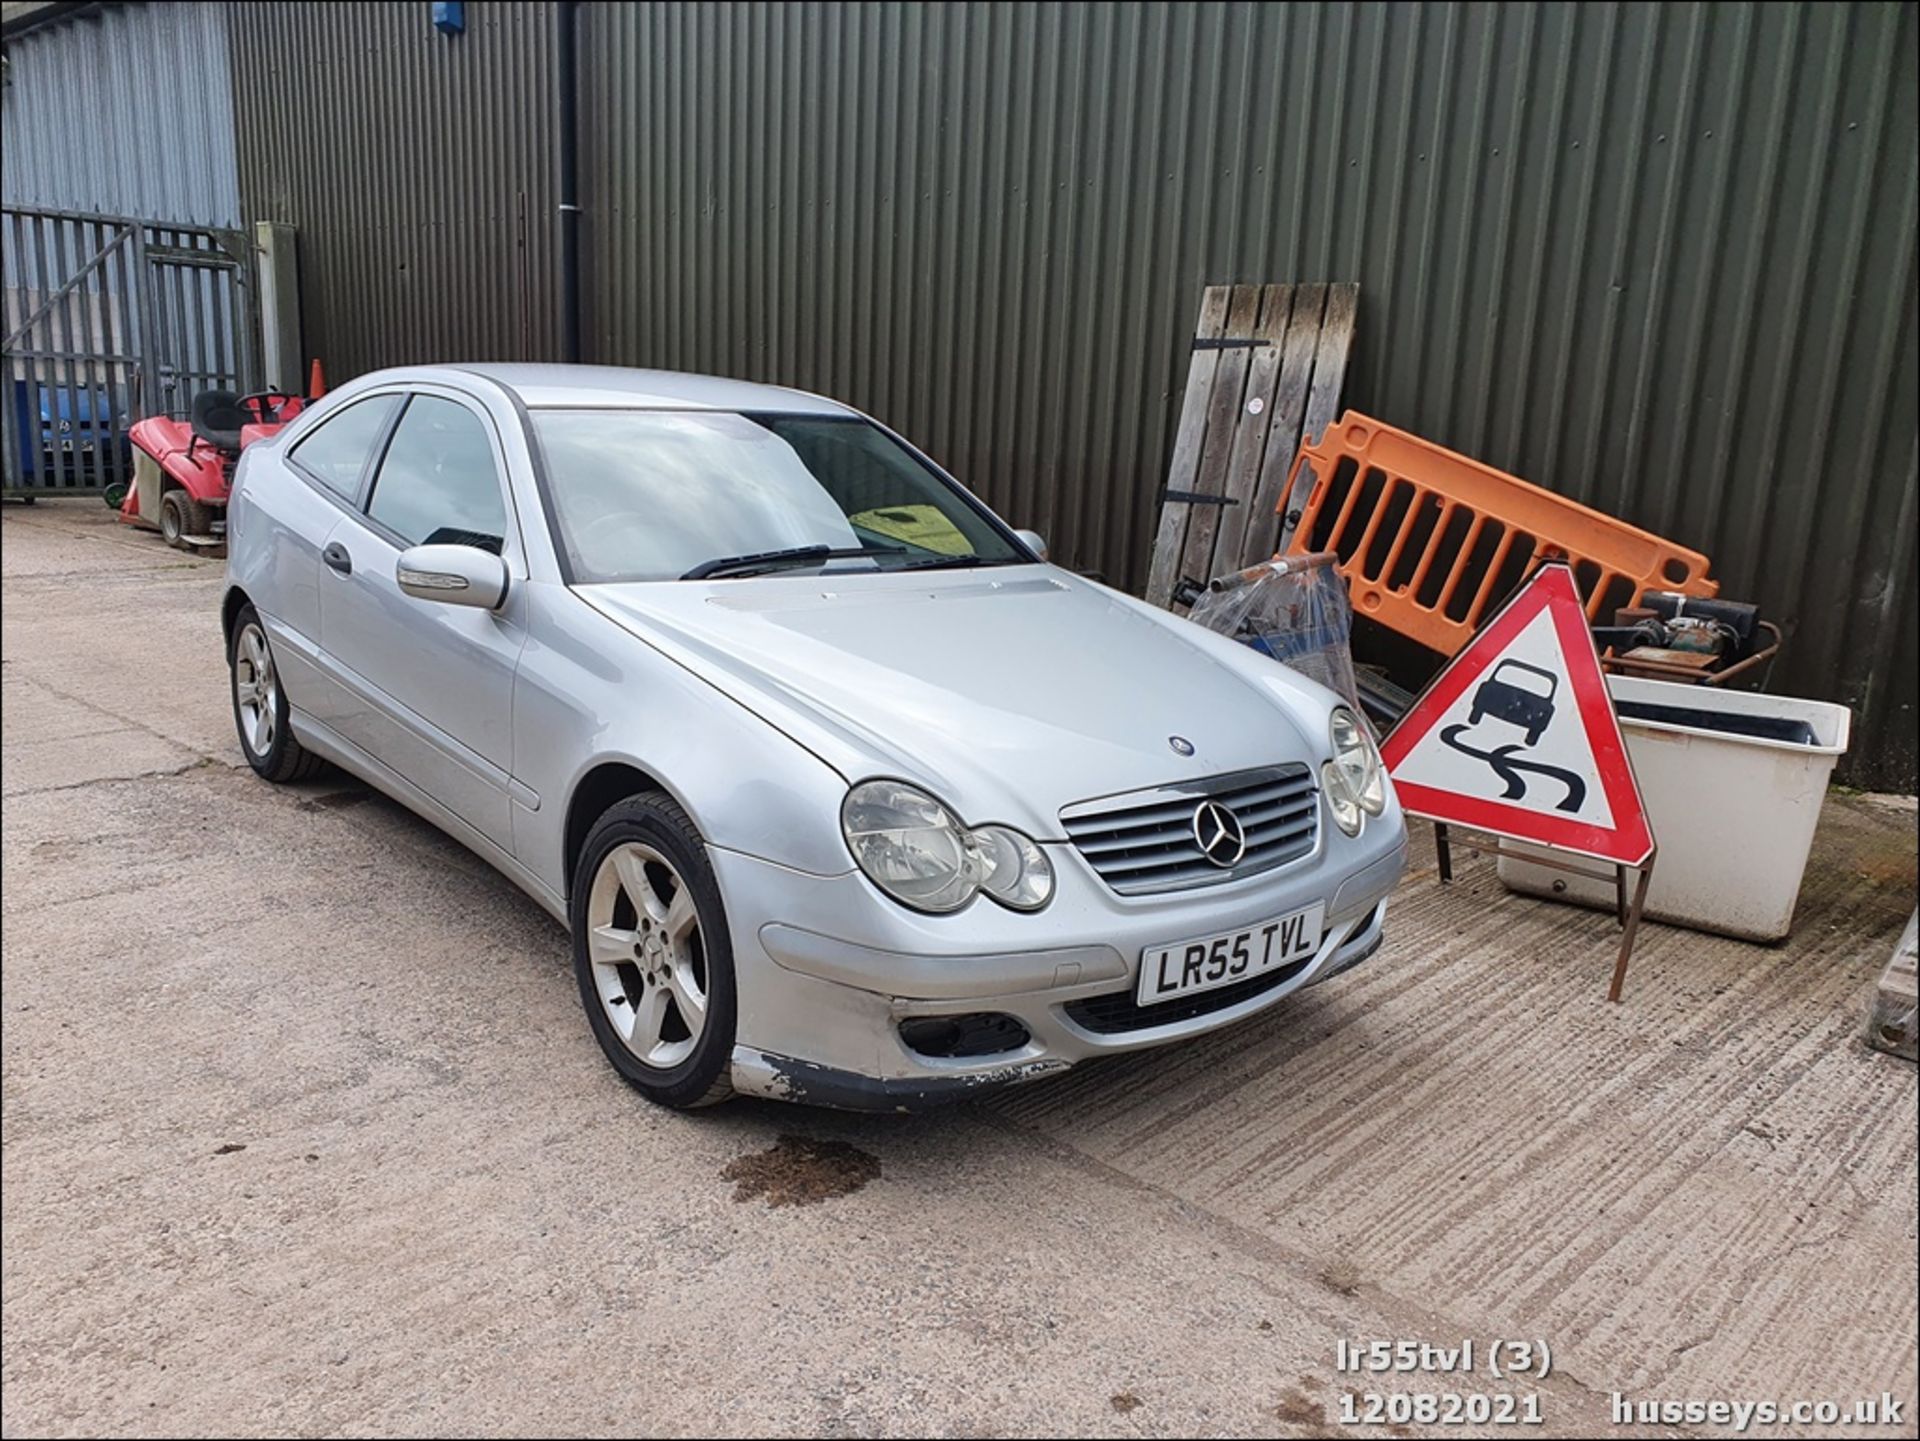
(229, 604, 326, 783)
(571, 793, 736, 1109)
(158, 489, 208, 547)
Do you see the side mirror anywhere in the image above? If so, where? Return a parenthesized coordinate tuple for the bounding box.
(396, 543, 508, 610)
(1014, 528, 1049, 561)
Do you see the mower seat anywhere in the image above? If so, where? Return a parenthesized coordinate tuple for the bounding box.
(190, 390, 252, 453)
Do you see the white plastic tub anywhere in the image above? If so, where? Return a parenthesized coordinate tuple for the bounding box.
(1497, 676, 1851, 942)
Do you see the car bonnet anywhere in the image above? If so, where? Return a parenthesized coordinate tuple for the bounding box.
(576, 566, 1326, 839)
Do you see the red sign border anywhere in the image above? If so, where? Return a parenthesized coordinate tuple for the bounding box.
(1380, 562, 1654, 866)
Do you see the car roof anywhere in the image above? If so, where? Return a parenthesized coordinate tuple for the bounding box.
(445, 363, 857, 415)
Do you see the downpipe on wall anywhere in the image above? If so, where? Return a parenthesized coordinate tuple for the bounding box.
(556, 0, 582, 363)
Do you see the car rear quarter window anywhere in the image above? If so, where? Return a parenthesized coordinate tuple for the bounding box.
(289, 395, 400, 498)
(365, 396, 508, 554)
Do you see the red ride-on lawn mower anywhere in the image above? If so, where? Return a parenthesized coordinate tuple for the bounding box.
(121, 385, 314, 550)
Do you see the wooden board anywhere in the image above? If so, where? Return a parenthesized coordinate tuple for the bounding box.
(1146, 281, 1358, 607)
(1283, 281, 1360, 544)
(1174, 285, 1264, 589)
(1209, 284, 1292, 579)
(1144, 288, 1230, 607)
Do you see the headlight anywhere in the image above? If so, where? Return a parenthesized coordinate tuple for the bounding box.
(841, 780, 975, 912)
(972, 824, 1054, 911)
(1327, 705, 1387, 818)
(1322, 761, 1363, 836)
(841, 781, 1054, 913)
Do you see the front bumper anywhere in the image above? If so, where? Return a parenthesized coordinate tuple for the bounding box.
(712, 816, 1409, 1110)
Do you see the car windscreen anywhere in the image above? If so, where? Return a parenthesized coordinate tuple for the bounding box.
(529, 409, 1025, 582)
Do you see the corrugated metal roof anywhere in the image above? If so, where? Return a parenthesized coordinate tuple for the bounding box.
(227, 0, 561, 379)
(0, 1, 241, 226)
(0, 2, 95, 40)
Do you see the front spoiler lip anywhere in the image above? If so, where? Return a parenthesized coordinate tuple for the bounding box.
(729, 1047, 1071, 1112)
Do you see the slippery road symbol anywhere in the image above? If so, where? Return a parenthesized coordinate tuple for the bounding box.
(1381, 562, 1654, 868)
(1468, 660, 1559, 744)
(1438, 661, 1588, 812)
(1437, 726, 1588, 811)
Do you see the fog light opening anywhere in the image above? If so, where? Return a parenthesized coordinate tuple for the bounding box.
(898, 1013, 1031, 1060)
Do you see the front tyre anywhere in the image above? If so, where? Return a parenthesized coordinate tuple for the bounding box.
(572, 793, 736, 1109)
(229, 604, 326, 783)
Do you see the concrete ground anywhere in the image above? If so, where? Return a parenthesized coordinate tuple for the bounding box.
(3, 498, 1915, 1439)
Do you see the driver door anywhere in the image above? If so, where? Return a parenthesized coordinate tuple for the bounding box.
(317, 389, 528, 851)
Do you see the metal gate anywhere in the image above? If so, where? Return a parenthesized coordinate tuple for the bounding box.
(2, 205, 259, 497)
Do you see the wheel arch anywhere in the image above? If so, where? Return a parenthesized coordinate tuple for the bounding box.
(564, 759, 678, 901)
(221, 584, 252, 646)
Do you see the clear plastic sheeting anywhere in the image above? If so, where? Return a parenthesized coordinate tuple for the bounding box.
(1185, 551, 1362, 714)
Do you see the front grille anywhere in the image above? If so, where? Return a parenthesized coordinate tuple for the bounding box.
(1060, 764, 1319, 896)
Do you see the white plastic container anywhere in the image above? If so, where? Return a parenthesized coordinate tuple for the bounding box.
(1497, 675, 1850, 942)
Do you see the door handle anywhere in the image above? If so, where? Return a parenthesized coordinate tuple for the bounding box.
(322, 541, 353, 575)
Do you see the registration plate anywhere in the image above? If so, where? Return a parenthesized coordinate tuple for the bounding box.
(1136, 901, 1325, 1007)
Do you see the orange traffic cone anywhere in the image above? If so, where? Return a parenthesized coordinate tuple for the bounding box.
(308, 358, 327, 398)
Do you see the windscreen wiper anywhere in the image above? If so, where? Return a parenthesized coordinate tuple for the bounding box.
(681, 544, 901, 580)
(896, 554, 1020, 571)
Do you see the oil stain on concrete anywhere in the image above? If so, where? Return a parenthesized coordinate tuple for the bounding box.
(720, 1135, 882, 1207)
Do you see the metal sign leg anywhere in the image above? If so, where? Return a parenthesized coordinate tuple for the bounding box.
(1607, 862, 1655, 1004)
(1425, 823, 1656, 1003)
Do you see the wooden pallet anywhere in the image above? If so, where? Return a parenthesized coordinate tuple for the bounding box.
(1145, 281, 1358, 607)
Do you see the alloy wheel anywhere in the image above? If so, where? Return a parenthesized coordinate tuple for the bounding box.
(233, 621, 278, 757)
(585, 841, 709, 1069)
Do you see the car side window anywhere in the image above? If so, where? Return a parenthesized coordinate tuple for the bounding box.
(289, 395, 400, 497)
(365, 395, 509, 554)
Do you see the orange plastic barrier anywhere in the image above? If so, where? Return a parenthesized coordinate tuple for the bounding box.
(1282, 412, 1716, 655)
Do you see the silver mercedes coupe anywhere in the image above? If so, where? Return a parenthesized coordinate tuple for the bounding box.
(222, 365, 1406, 1109)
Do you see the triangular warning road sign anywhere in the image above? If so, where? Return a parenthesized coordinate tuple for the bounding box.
(1380, 561, 1654, 866)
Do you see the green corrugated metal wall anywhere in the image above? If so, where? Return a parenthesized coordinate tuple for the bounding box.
(230, 0, 561, 377)
(233, 2, 1918, 789)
